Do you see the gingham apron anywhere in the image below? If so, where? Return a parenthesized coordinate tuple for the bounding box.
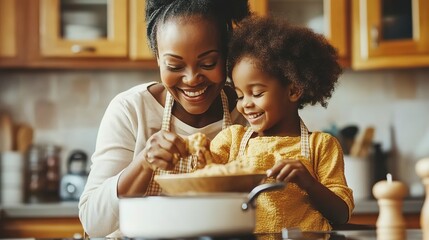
(146, 90, 232, 195)
(237, 118, 310, 159)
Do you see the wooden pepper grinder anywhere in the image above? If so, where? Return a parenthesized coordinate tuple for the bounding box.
(372, 173, 408, 240)
(416, 157, 429, 240)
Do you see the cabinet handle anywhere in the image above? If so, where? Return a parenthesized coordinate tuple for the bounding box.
(71, 45, 96, 54)
(370, 25, 379, 49)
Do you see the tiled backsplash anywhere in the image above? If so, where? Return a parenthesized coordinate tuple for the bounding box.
(1, 68, 429, 190)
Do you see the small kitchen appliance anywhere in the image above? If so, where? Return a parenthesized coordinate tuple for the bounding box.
(60, 150, 88, 201)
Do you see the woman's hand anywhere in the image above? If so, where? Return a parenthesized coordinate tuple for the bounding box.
(266, 159, 316, 192)
(118, 130, 187, 196)
(143, 130, 188, 171)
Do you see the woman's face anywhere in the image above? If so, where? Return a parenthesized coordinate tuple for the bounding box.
(156, 17, 226, 115)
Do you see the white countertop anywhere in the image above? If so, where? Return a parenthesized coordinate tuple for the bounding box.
(0, 201, 79, 218)
(352, 198, 423, 214)
(0, 199, 424, 218)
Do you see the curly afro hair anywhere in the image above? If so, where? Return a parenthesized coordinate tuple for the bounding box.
(227, 16, 342, 109)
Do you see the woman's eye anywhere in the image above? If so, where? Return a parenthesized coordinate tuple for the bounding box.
(201, 62, 217, 70)
(236, 96, 243, 101)
(165, 64, 183, 72)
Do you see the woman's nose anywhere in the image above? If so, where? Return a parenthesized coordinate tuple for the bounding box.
(182, 69, 202, 86)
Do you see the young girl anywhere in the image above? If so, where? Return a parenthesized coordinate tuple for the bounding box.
(79, 0, 249, 237)
(209, 16, 354, 232)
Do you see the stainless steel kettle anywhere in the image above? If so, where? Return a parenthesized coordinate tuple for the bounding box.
(60, 150, 88, 201)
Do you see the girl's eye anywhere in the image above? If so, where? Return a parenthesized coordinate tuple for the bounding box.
(253, 92, 263, 97)
(236, 96, 243, 101)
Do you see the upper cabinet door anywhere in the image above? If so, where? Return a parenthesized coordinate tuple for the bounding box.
(249, 0, 268, 16)
(352, 0, 429, 69)
(0, 0, 17, 58)
(0, 0, 25, 65)
(254, 0, 349, 67)
(129, 0, 154, 60)
(39, 0, 128, 57)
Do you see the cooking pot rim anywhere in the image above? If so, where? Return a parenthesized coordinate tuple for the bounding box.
(120, 192, 249, 200)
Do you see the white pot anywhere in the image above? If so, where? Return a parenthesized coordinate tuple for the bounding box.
(119, 182, 284, 238)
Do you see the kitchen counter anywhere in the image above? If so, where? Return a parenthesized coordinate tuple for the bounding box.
(0, 202, 79, 218)
(353, 198, 424, 214)
(0, 199, 424, 218)
(0, 230, 424, 240)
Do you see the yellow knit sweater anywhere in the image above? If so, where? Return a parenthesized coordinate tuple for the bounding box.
(210, 125, 354, 233)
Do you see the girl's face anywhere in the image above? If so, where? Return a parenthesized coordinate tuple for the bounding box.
(156, 17, 226, 115)
(232, 57, 296, 136)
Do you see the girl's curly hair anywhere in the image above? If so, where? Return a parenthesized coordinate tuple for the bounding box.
(227, 16, 342, 109)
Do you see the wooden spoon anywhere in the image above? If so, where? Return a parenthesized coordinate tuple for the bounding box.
(0, 113, 14, 151)
(350, 127, 375, 158)
(16, 124, 34, 153)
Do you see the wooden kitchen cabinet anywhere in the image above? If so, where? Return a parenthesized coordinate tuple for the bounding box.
(0, 0, 26, 67)
(39, 0, 128, 58)
(253, 0, 350, 67)
(2, 0, 157, 69)
(249, 0, 268, 16)
(352, 0, 429, 70)
(129, 0, 154, 60)
(0, 0, 266, 69)
(0, 217, 83, 238)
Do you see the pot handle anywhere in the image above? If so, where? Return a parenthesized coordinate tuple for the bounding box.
(242, 182, 286, 211)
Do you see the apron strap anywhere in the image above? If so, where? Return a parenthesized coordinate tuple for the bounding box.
(300, 118, 310, 159)
(220, 90, 232, 129)
(238, 127, 254, 156)
(161, 91, 175, 131)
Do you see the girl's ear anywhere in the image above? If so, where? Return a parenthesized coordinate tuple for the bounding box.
(288, 83, 303, 102)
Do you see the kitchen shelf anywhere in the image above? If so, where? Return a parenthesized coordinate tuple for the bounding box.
(61, 0, 107, 5)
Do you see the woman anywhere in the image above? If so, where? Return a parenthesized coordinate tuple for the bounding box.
(78, 0, 249, 237)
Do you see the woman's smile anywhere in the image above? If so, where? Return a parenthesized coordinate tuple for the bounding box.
(181, 86, 208, 98)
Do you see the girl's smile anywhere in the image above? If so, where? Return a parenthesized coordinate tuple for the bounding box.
(243, 111, 264, 125)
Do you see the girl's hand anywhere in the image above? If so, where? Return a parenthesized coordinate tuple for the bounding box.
(266, 159, 317, 192)
(143, 130, 187, 171)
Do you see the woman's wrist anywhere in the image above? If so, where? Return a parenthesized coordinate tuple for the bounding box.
(117, 155, 154, 196)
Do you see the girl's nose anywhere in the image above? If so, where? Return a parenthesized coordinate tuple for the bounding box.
(241, 96, 253, 108)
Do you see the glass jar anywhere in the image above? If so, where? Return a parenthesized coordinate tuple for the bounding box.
(44, 145, 61, 202)
(25, 145, 46, 203)
(25, 144, 62, 203)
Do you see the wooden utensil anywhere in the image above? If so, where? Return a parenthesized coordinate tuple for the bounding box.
(0, 113, 14, 151)
(340, 125, 359, 155)
(16, 124, 34, 153)
(350, 127, 375, 158)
